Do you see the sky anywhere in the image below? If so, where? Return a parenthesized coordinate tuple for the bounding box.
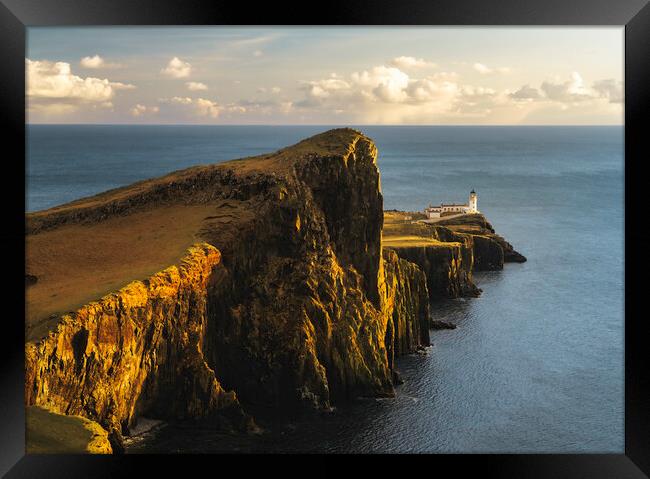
(26, 27, 624, 125)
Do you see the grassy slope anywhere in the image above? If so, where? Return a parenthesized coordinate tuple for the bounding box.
(26, 406, 112, 454)
(25, 128, 365, 341)
(382, 210, 470, 248)
(26, 204, 215, 341)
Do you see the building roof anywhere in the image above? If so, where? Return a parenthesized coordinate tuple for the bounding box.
(441, 203, 468, 207)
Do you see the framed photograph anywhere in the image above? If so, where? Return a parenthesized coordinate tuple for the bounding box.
(1, 0, 648, 475)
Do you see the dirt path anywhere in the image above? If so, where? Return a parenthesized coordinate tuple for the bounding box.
(419, 213, 467, 224)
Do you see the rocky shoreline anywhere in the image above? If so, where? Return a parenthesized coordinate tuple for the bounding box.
(25, 129, 525, 453)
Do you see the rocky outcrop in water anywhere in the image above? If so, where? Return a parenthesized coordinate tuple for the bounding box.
(382, 216, 481, 300)
(384, 243, 481, 300)
(436, 214, 527, 269)
(471, 234, 505, 271)
(382, 208, 526, 301)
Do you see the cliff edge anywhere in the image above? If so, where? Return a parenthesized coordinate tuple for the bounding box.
(25, 129, 525, 452)
(383, 210, 526, 301)
(25, 129, 430, 450)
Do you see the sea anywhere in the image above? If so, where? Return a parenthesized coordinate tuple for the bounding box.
(26, 125, 624, 453)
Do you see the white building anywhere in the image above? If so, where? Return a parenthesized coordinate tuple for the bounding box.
(425, 190, 479, 218)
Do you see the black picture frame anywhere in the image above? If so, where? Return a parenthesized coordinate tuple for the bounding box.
(1, 0, 648, 476)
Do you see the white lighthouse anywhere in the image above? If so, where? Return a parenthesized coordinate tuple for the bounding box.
(423, 189, 479, 219)
(468, 189, 478, 213)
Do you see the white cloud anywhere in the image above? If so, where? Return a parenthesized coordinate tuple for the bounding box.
(298, 63, 623, 124)
(459, 85, 497, 97)
(300, 65, 458, 109)
(592, 79, 623, 103)
(473, 63, 511, 75)
(454, 85, 503, 114)
(509, 84, 542, 101)
(473, 63, 490, 74)
(195, 98, 220, 117)
(299, 77, 351, 105)
(186, 81, 208, 91)
(390, 56, 436, 69)
(26, 59, 135, 115)
(232, 99, 293, 116)
(253, 50, 263, 57)
(343, 66, 410, 103)
(161, 57, 192, 78)
(294, 63, 623, 124)
(227, 105, 247, 114)
(79, 55, 123, 69)
(430, 71, 459, 80)
(160, 96, 221, 118)
(130, 104, 159, 117)
(540, 72, 595, 102)
(165, 96, 193, 105)
(406, 78, 459, 104)
(359, 66, 410, 103)
(509, 73, 623, 109)
(297, 65, 466, 123)
(257, 86, 281, 94)
(80, 55, 104, 68)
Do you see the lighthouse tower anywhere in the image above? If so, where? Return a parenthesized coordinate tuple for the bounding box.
(468, 190, 478, 213)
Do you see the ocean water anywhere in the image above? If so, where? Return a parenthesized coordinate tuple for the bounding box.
(26, 125, 624, 453)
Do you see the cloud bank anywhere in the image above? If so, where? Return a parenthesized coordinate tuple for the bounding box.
(27, 59, 135, 115)
(25, 46, 622, 124)
(509, 72, 623, 105)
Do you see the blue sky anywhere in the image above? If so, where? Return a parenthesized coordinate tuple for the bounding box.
(26, 27, 623, 125)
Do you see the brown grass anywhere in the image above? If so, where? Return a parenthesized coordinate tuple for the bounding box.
(382, 235, 451, 248)
(383, 210, 434, 241)
(220, 128, 367, 174)
(26, 204, 217, 341)
(23, 128, 370, 341)
(26, 406, 112, 454)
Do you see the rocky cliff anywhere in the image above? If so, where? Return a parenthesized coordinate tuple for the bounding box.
(25, 244, 251, 452)
(381, 209, 525, 301)
(385, 243, 480, 300)
(25, 129, 430, 451)
(25, 129, 525, 453)
(383, 212, 481, 300)
(435, 214, 527, 269)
